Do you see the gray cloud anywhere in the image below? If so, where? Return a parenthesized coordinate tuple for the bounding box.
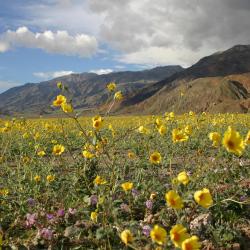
(88, 0, 250, 66)
(2, 0, 250, 66)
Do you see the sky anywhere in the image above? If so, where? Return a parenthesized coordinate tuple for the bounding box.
(0, 0, 250, 93)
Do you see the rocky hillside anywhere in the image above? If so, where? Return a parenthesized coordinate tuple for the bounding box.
(121, 45, 250, 113)
(122, 73, 250, 114)
(0, 66, 183, 115)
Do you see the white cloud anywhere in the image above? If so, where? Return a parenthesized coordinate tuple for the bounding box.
(114, 65, 126, 69)
(90, 69, 113, 75)
(0, 26, 98, 57)
(33, 70, 75, 79)
(0, 42, 9, 52)
(118, 46, 215, 68)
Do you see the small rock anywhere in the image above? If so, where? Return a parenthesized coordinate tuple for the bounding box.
(190, 213, 212, 234)
(231, 243, 240, 250)
(64, 225, 81, 238)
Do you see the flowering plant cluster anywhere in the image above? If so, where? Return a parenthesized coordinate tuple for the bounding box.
(0, 82, 249, 249)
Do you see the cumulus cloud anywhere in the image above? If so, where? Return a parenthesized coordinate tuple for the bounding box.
(1, 0, 250, 66)
(0, 26, 98, 57)
(90, 69, 113, 75)
(33, 70, 75, 79)
(88, 0, 250, 66)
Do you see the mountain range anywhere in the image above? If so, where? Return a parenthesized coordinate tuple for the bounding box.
(0, 66, 182, 115)
(0, 45, 250, 115)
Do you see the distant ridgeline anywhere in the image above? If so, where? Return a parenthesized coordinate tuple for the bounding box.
(0, 45, 250, 115)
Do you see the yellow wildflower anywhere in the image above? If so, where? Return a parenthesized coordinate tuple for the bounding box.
(46, 175, 55, 182)
(33, 132, 40, 140)
(194, 188, 213, 208)
(158, 125, 167, 136)
(107, 82, 116, 92)
(34, 175, 41, 182)
(82, 150, 95, 159)
(37, 150, 46, 157)
(92, 116, 103, 130)
(90, 211, 98, 223)
(172, 128, 189, 143)
(165, 190, 184, 209)
(22, 156, 30, 164)
(155, 118, 162, 127)
(128, 151, 136, 159)
(184, 125, 192, 135)
(138, 125, 150, 134)
(61, 102, 73, 113)
(150, 225, 167, 245)
(53, 95, 67, 107)
(189, 111, 195, 117)
(149, 152, 162, 164)
(170, 224, 190, 248)
(93, 175, 107, 185)
(169, 112, 175, 119)
(114, 91, 123, 100)
(0, 188, 9, 196)
(222, 126, 245, 156)
(121, 182, 133, 192)
(52, 144, 65, 156)
(120, 229, 133, 245)
(209, 132, 221, 147)
(177, 171, 189, 185)
(182, 236, 201, 250)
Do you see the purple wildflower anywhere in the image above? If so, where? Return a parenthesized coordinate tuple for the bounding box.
(27, 198, 35, 206)
(240, 195, 247, 201)
(132, 188, 140, 197)
(25, 213, 37, 227)
(68, 208, 77, 215)
(57, 209, 65, 217)
(47, 213, 54, 220)
(142, 225, 151, 237)
(40, 228, 53, 240)
(145, 200, 153, 210)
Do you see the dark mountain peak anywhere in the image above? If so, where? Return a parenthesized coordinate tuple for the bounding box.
(188, 44, 250, 77)
(227, 44, 250, 52)
(122, 44, 250, 108)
